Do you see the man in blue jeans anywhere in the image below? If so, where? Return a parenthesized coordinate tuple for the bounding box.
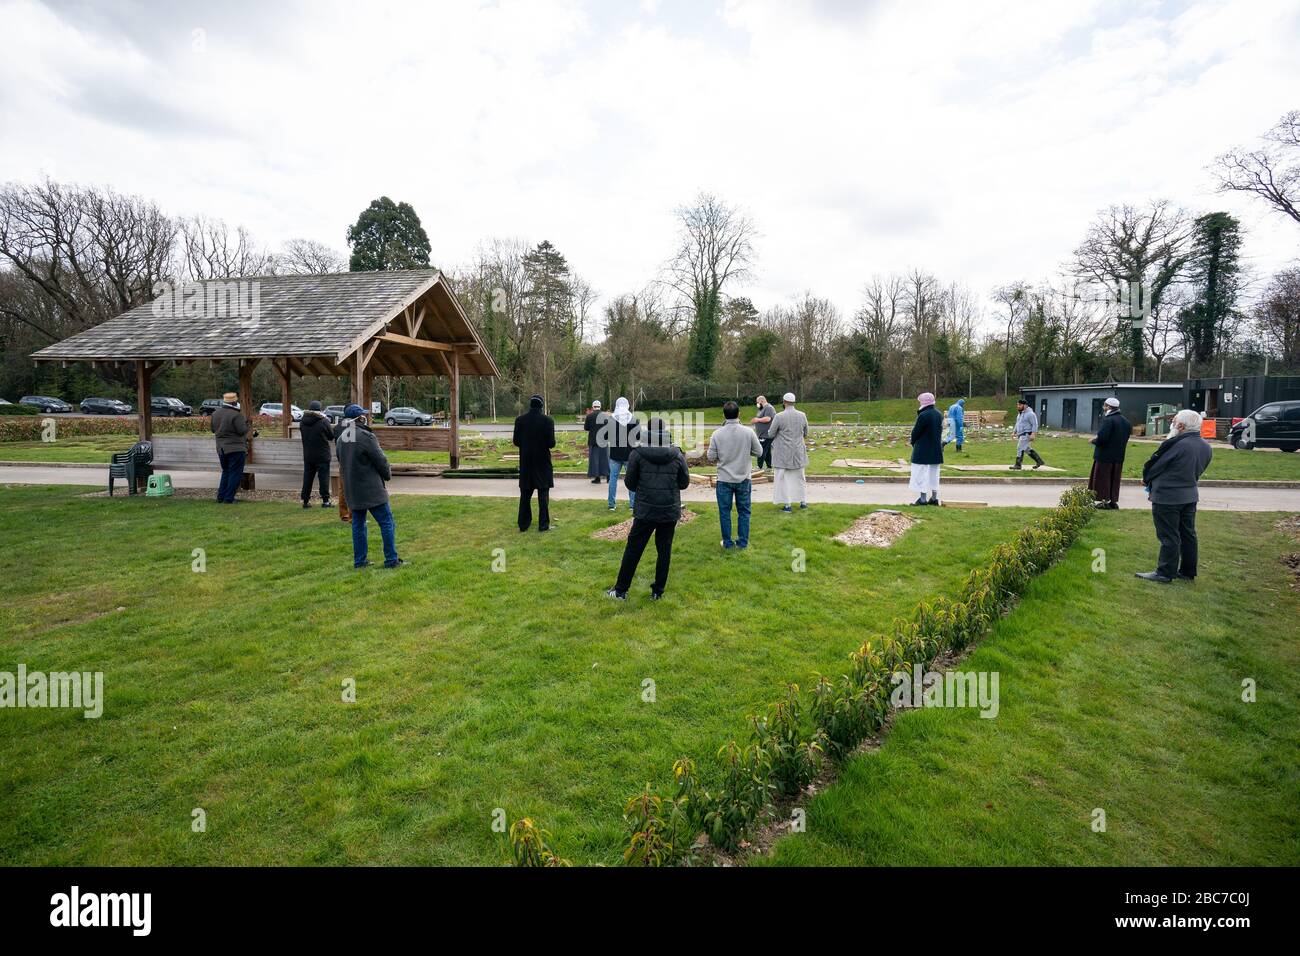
(707, 401, 763, 548)
(606, 396, 640, 511)
(210, 392, 253, 503)
(335, 403, 404, 569)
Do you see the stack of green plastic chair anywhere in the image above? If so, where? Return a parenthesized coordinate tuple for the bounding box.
(145, 473, 174, 497)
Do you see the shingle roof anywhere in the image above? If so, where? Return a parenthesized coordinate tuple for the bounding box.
(31, 269, 498, 377)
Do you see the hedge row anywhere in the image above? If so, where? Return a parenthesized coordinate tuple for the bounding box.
(620, 486, 1097, 865)
(0, 414, 281, 443)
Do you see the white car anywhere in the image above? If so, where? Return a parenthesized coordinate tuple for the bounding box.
(259, 402, 303, 421)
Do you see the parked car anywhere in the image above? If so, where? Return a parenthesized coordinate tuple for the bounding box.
(1228, 400, 1300, 452)
(384, 406, 434, 426)
(81, 397, 134, 415)
(259, 402, 303, 421)
(151, 396, 192, 417)
(20, 395, 72, 413)
(324, 404, 348, 423)
(0, 398, 11, 404)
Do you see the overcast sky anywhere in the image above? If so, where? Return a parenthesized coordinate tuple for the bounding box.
(2, 0, 1298, 333)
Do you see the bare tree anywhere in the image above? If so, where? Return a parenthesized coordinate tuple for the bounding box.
(1073, 200, 1196, 372)
(278, 238, 346, 275)
(1212, 110, 1300, 227)
(769, 292, 840, 395)
(666, 193, 756, 378)
(1256, 267, 1300, 366)
(0, 178, 175, 342)
(180, 215, 275, 280)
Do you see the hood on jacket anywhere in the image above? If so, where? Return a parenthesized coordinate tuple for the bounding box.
(636, 442, 678, 465)
(612, 396, 634, 425)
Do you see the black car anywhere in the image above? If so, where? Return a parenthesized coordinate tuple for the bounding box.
(324, 404, 348, 423)
(199, 399, 239, 415)
(1228, 400, 1300, 452)
(81, 397, 133, 415)
(151, 396, 192, 417)
(19, 395, 72, 413)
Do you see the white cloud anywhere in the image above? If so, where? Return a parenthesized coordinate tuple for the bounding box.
(1, 0, 1296, 333)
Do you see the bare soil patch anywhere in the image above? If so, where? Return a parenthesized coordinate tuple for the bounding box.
(832, 510, 918, 547)
(591, 508, 698, 541)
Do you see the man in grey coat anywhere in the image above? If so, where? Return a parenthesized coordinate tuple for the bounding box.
(1011, 398, 1045, 469)
(767, 391, 809, 512)
(1136, 409, 1213, 583)
(336, 403, 404, 569)
(707, 401, 763, 548)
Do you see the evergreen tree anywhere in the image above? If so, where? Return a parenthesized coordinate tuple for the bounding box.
(346, 196, 432, 271)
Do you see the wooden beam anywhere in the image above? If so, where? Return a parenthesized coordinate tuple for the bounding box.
(375, 332, 454, 353)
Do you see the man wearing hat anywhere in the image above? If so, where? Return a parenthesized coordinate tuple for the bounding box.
(909, 392, 943, 505)
(336, 403, 403, 568)
(210, 391, 251, 503)
(583, 399, 609, 485)
(1011, 397, 1045, 470)
(299, 399, 335, 509)
(513, 394, 556, 531)
(766, 392, 809, 512)
(1087, 396, 1132, 509)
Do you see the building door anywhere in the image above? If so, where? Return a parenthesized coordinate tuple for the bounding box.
(1205, 389, 1220, 418)
(1091, 398, 1104, 431)
(1039, 398, 1048, 427)
(1062, 399, 1077, 431)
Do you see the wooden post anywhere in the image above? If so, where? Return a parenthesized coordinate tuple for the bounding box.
(275, 359, 292, 439)
(135, 360, 153, 443)
(449, 350, 461, 469)
(351, 351, 362, 405)
(238, 359, 257, 489)
(362, 369, 374, 420)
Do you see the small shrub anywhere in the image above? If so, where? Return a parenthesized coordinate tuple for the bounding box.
(508, 817, 571, 867)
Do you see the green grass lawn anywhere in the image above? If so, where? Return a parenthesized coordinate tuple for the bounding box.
(760, 509, 1300, 866)
(0, 485, 1033, 865)
(6, 428, 1299, 481)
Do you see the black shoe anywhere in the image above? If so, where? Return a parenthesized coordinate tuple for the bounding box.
(322, 500, 332, 509)
(1033, 462, 1044, 470)
(355, 560, 373, 569)
(1176, 572, 1195, 582)
(913, 495, 927, 505)
(927, 495, 940, 506)
(649, 591, 664, 601)
(591, 478, 601, 484)
(604, 587, 627, 601)
(383, 559, 406, 569)
(1134, 571, 1172, 583)
(302, 501, 311, 509)
(1010, 464, 1023, 470)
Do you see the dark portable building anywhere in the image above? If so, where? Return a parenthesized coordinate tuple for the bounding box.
(1184, 376, 1300, 421)
(1018, 383, 1183, 433)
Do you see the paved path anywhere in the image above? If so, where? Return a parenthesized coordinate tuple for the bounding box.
(4, 465, 1297, 511)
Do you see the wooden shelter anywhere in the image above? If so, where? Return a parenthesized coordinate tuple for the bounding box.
(31, 269, 498, 469)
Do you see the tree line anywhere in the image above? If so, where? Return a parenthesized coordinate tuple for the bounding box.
(1, 110, 1297, 416)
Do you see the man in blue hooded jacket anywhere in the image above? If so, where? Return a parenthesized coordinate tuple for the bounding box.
(944, 398, 966, 453)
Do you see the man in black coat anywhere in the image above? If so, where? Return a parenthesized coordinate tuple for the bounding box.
(513, 395, 556, 532)
(1087, 397, 1131, 509)
(1136, 409, 1213, 584)
(299, 400, 335, 509)
(583, 399, 609, 484)
(606, 418, 690, 601)
(908, 392, 944, 506)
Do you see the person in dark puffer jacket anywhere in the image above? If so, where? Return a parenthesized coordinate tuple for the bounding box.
(605, 417, 690, 601)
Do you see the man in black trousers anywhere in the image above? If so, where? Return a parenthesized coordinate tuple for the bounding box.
(605, 417, 690, 601)
(1087, 396, 1131, 509)
(513, 394, 555, 532)
(1136, 409, 1213, 584)
(299, 400, 335, 508)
